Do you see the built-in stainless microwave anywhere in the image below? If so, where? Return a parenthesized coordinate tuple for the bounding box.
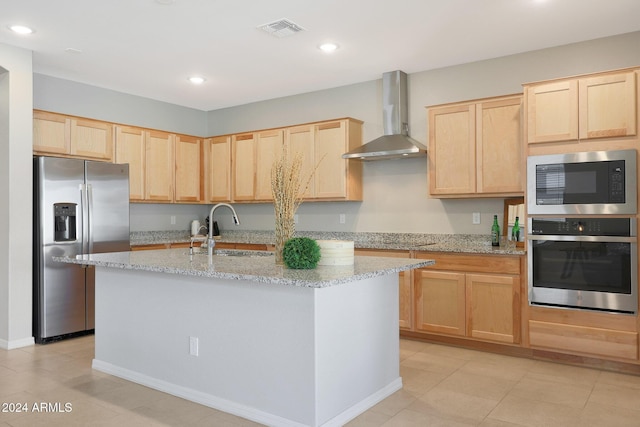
(527, 149, 637, 215)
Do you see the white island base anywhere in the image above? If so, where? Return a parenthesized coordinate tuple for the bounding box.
(92, 267, 401, 427)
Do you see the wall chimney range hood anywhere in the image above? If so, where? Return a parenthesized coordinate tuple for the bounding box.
(343, 70, 427, 161)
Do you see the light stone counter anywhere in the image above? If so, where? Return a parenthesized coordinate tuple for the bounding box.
(56, 248, 433, 288)
(131, 230, 525, 255)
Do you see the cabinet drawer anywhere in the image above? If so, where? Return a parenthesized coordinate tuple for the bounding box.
(529, 320, 638, 361)
(414, 252, 520, 275)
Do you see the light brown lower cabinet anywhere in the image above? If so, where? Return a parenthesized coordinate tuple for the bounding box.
(528, 306, 638, 362)
(354, 249, 413, 330)
(414, 252, 521, 344)
(131, 243, 171, 251)
(414, 269, 466, 336)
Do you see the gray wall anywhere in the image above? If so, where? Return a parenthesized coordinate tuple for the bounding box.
(34, 74, 208, 136)
(206, 31, 640, 234)
(33, 31, 640, 234)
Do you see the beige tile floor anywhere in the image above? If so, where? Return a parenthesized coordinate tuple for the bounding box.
(2, 336, 640, 426)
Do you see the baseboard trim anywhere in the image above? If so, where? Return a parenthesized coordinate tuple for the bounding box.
(0, 336, 35, 350)
(401, 331, 640, 376)
(92, 359, 402, 427)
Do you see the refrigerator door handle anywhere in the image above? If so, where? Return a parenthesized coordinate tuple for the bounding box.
(87, 183, 94, 253)
(80, 183, 89, 254)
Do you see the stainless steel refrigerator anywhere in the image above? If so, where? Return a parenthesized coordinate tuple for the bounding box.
(33, 156, 130, 343)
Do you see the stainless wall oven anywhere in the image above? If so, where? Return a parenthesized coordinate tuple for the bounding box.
(528, 217, 637, 314)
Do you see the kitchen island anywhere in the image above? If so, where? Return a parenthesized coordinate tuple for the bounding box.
(57, 248, 433, 427)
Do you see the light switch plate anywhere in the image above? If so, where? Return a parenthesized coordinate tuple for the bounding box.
(189, 336, 199, 356)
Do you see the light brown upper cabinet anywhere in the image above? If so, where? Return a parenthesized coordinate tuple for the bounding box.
(145, 130, 175, 202)
(255, 129, 284, 201)
(525, 69, 637, 144)
(232, 133, 256, 201)
(428, 94, 523, 197)
(175, 135, 202, 203)
(70, 117, 113, 161)
(34, 110, 114, 161)
(285, 124, 315, 199)
(33, 110, 70, 155)
(34, 111, 364, 204)
(226, 118, 362, 202)
(115, 125, 145, 201)
(313, 118, 363, 200)
(204, 136, 232, 203)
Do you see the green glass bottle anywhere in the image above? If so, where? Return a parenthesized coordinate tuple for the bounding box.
(491, 215, 500, 247)
(511, 216, 521, 242)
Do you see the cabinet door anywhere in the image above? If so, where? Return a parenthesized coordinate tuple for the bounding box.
(145, 130, 175, 202)
(314, 120, 348, 199)
(205, 136, 231, 202)
(70, 118, 113, 161)
(115, 126, 145, 201)
(579, 72, 637, 139)
(232, 133, 256, 201)
(526, 80, 578, 143)
(466, 274, 520, 344)
(175, 135, 202, 203)
(255, 129, 284, 201)
(398, 270, 413, 331)
(33, 111, 70, 154)
(415, 269, 466, 336)
(286, 125, 316, 199)
(476, 96, 523, 194)
(428, 104, 476, 195)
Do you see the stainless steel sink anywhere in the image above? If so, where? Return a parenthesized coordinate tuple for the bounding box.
(187, 248, 273, 257)
(413, 243, 437, 249)
(215, 249, 273, 257)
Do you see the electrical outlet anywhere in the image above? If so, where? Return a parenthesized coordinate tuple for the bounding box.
(339, 213, 346, 224)
(472, 212, 481, 225)
(170, 215, 176, 225)
(189, 336, 199, 356)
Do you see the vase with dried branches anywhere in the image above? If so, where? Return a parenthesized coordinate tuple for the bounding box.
(271, 148, 319, 265)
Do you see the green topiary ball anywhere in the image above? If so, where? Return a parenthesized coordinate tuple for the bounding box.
(282, 237, 321, 269)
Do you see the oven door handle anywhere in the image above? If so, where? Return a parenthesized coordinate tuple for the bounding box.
(528, 234, 637, 243)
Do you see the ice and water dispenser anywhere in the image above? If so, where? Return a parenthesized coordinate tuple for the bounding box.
(54, 203, 77, 242)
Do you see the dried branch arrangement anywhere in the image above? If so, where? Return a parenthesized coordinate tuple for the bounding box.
(271, 148, 322, 264)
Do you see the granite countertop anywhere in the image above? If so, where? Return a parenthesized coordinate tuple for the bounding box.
(131, 230, 526, 256)
(55, 248, 433, 288)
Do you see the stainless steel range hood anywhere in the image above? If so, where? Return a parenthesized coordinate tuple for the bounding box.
(343, 70, 427, 161)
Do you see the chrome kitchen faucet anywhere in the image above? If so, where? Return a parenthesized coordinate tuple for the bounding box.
(207, 203, 240, 256)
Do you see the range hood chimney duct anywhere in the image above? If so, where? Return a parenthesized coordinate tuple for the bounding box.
(342, 70, 427, 161)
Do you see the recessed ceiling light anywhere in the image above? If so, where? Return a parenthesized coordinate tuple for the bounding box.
(319, 43, 339, 53)
(155, 0, 175, 5)
(188, 76, 206, 85)
(65, 48, 83, 54)
(9, 25, 34, 35)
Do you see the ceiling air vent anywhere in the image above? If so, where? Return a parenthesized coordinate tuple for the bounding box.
(258, 18, 305, 38)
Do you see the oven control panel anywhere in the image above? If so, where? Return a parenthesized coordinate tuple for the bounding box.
(530, 217, 634, 236)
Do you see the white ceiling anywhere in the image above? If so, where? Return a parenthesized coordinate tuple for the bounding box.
(2, 0, 640, 111)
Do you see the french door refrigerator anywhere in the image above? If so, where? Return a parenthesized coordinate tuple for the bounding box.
(33, 156, 130, 343)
